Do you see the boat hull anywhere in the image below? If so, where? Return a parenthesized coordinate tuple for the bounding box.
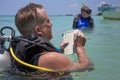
(102, 11, 120, 20)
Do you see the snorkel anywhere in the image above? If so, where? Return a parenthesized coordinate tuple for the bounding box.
(81, 0, 86, 7)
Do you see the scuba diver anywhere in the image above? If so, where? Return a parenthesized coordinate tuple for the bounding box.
(0, 3, 94, 78)
(72, 6, 94, 30)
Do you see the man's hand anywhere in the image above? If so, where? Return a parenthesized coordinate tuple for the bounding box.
(74, 30, 86, 47)
(60, 41, 69, 52)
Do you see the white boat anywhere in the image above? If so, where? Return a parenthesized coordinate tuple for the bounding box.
(97, 1, 120, 20)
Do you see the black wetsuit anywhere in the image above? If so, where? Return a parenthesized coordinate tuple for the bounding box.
(10, 34, 58, 73)
(72, 14, 94, 29)
(9, 34, 73, 79)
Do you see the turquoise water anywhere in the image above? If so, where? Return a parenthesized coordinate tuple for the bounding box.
(0, 15, 120, 80)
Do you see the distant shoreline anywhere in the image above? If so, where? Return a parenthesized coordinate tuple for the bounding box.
(0, 14, 75, 16)
(0, 15, 15, 17)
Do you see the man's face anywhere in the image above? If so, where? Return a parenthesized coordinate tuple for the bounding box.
(37, 9, 53, 40)
(81, 7, 92, 18)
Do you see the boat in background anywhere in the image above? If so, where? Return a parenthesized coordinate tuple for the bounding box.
(97, 1, 120, 20)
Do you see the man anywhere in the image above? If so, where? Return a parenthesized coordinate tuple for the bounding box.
(11, 3, 94, 76)
(73, 6, 94, 29)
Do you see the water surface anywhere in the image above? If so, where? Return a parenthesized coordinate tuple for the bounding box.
(0, 15, 120, 80)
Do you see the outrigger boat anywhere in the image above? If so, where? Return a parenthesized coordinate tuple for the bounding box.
(97, 1, 120, 20)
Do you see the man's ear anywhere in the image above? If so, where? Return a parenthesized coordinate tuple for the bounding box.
(34, 26, 42, 36)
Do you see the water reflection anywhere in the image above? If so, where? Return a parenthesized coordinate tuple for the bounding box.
(0, 70, 74, 80)
(0, 69, 89, 80)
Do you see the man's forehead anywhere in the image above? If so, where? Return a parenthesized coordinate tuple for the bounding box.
(82, 6, 90, 10)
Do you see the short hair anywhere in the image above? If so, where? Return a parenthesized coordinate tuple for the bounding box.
(15, 3, 44, 36)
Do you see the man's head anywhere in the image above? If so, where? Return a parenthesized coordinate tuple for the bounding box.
(15, 3, 53, 40)
(80, 6, 92, 18)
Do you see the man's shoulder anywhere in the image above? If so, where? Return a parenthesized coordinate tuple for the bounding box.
(73, 14, 81, 21)
(38, 52, 72, 71)
(75, 14, 81, 18)
(88, 16, 94, 22)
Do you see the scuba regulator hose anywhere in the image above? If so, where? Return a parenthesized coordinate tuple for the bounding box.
(0, 26, 64, 74)
(9, 47, 56, 72)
